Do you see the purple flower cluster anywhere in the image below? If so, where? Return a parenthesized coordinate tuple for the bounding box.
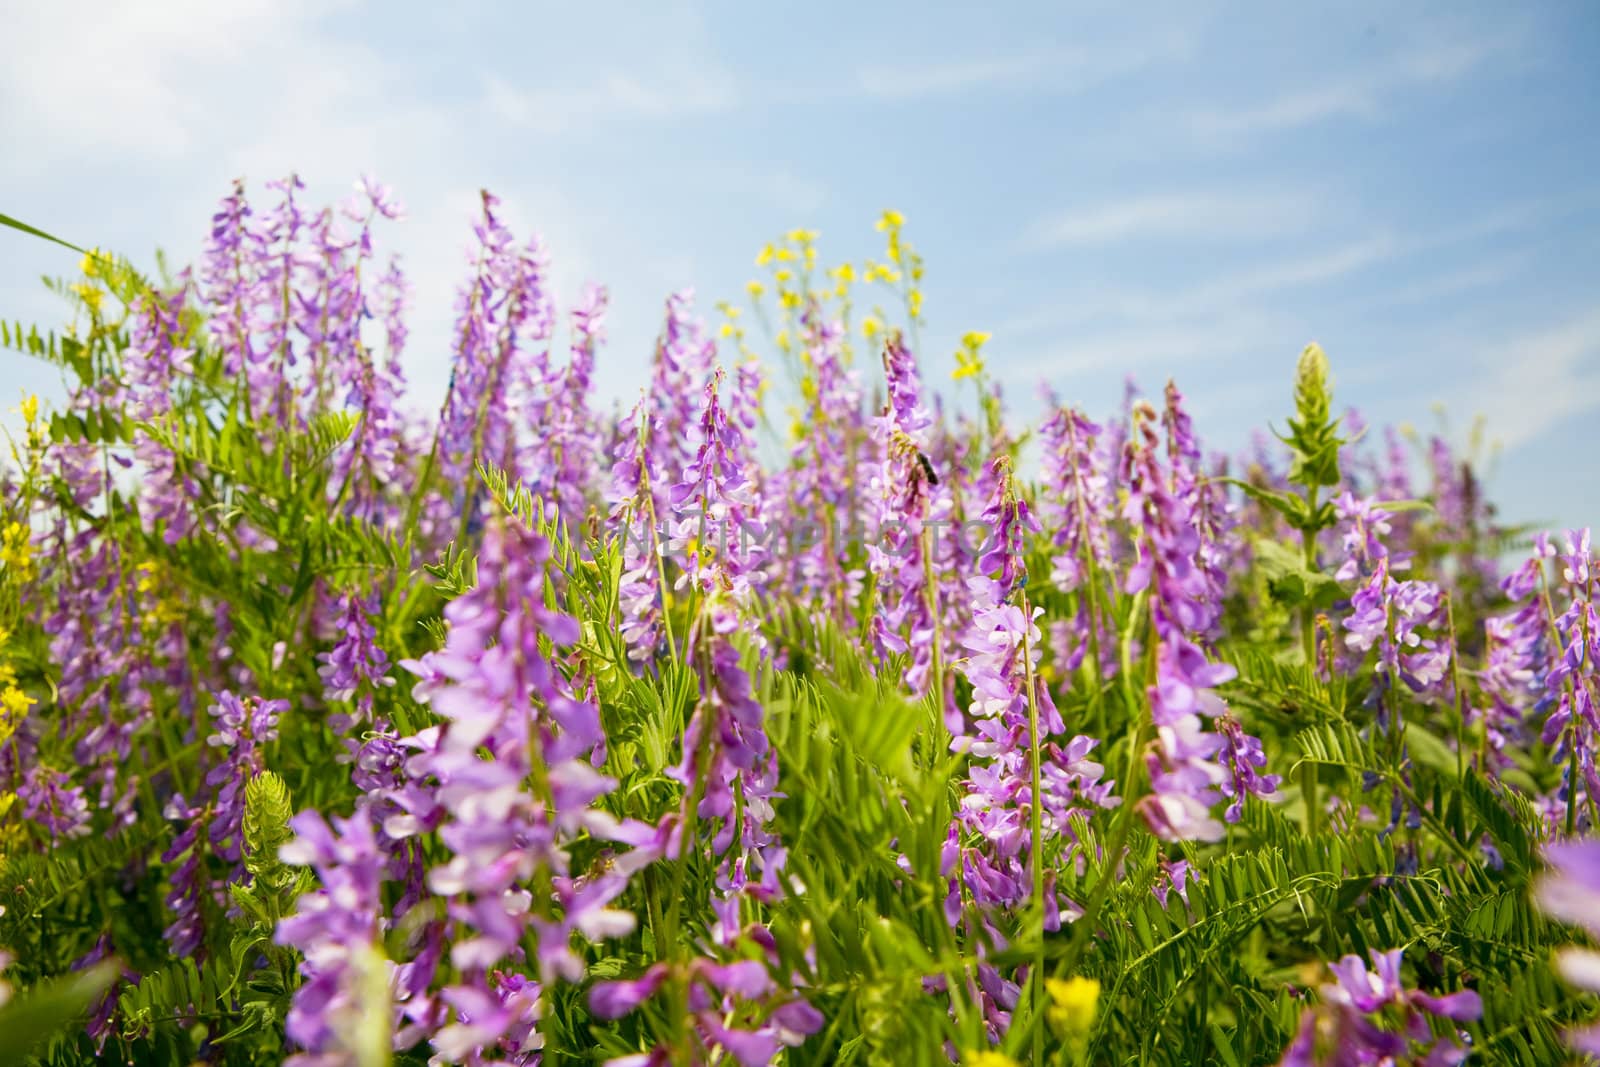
(317, 589, 393, 731)
(1537, 530, 1599, 826)
(1333, 491, 1398, 584)
(866, 333, 952, 707)
(667, 369, 765, 602)
(1039, 404, 1116, 683)
(397, 517, 656, 1061)
(1123, 402, 1275, 841)
(204, 691, 287, 870)
(783, 311, 866, 623)
(1478, 536, 1555, 767)
(1343, 558, 1453, 704)
(1535, 837, 1600, 1055)
(275, 809, 391, 1065)
(1279, 948, 1481, 1066)
(648, 290, 718, 491)
(428, 191, 555, 542)
(608, 397, 669, 665)
(18, 765, 91, 843)
(590, 955, 822, 1066)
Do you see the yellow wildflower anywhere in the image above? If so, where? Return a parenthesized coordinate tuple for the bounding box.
(780, 290, 801, 311)
(908, 289, 923, 319)
(786, 228, 817, 244)
(756, 244, 774, 267)
(775, 268, 794, 285)
(746, 280, 765, 299)
(862, 316, 882, 340)
(832, 263, 855, 284)
(80, 247, 103, 277)
(775, 246, 795, 264)
(1, 521, 32, 577)
(876, 209, 905, 232)
(952, 331, 991, 381)
(0, 686, 31, 720)
(963, 1052, 1018, 1067)
(1046, 976, 1101, 1048)
(71, 282, 103, 313)
(136, 561, 160, 594)
(18, 395, 38, 426)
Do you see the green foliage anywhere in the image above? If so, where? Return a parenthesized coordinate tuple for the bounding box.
(242, 772, 294, 885)
(0, 961, 120, 1065)
(1, 204, 1595, 1067)
(1286, 342, 1340, 491)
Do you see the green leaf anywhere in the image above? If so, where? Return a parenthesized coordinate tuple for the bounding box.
(0, 211, 87, 255)
(0, 960, 119, 1062)
(1252, 539, 1341, 610)
(1218, 477, 1308, 530)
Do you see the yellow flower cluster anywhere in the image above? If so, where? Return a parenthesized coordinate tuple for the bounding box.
(136, 561, 187, 633)
(872, 208, 925, 327)
(8, 394, 45, 474)
(963, 1051, 1019, 1067)
(0, 522, 32, 582)
(72, 246, 110, 315)
(1046, 975, 1101, 1043)
(952, 330, 992, 382)
(0, 627, 34, 767)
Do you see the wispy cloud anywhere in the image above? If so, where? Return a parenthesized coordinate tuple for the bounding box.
(1194, 236, 1398, 303)
(857, 29, 1193, 100)
(1003, 234, 1398, 344)
(1002, 307, 1287, 383)
(1355, 255, 1529, 312)
(0, 0, 346, 164)
(1026, 189, 1325, 247)
(482, 67, 736, 134)
(1184, 37, 1500, 142)
(1448, 309, 1600, 450)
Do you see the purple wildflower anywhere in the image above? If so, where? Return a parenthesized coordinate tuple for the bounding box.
(1535, 837, 1600, 1055)
(667, 369, 765, 603)
(19, 765, 91, 843)
(204, 691, 287, 869)
(317, 590, 393, 732)
(1123, 402, 1273, 839)
(1278, 948, 1480, 1066)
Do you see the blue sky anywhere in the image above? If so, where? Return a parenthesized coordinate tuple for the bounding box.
(3, 1, 1598, 528)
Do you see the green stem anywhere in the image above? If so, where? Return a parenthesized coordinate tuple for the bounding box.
(1058, 589, 1148, 979)
(1020, 585, 1045, 1067)
(1299, 485, 1320, 837)
(1443, 593, 1467, 779)
(922, 523, 946, 732)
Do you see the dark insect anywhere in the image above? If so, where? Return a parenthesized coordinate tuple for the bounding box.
(916, 450, 939, 485)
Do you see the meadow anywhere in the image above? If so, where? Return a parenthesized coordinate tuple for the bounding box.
(0, 178, 1597, 1065)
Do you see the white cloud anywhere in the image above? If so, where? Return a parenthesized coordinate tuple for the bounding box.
(1447, 309, 1600, 450)
(998, 306, 1288, 383)
(0, 0, 345, 164)
(1356, 256, 1528, 312)
(1027, 189, 1325, 247)
(1193, 236, 1398, 303)
(1183, 36, 1499, 143)
(482, 67, 736, 134)
(856, 29, 1194, 100)
(0, 0, 750, 418)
